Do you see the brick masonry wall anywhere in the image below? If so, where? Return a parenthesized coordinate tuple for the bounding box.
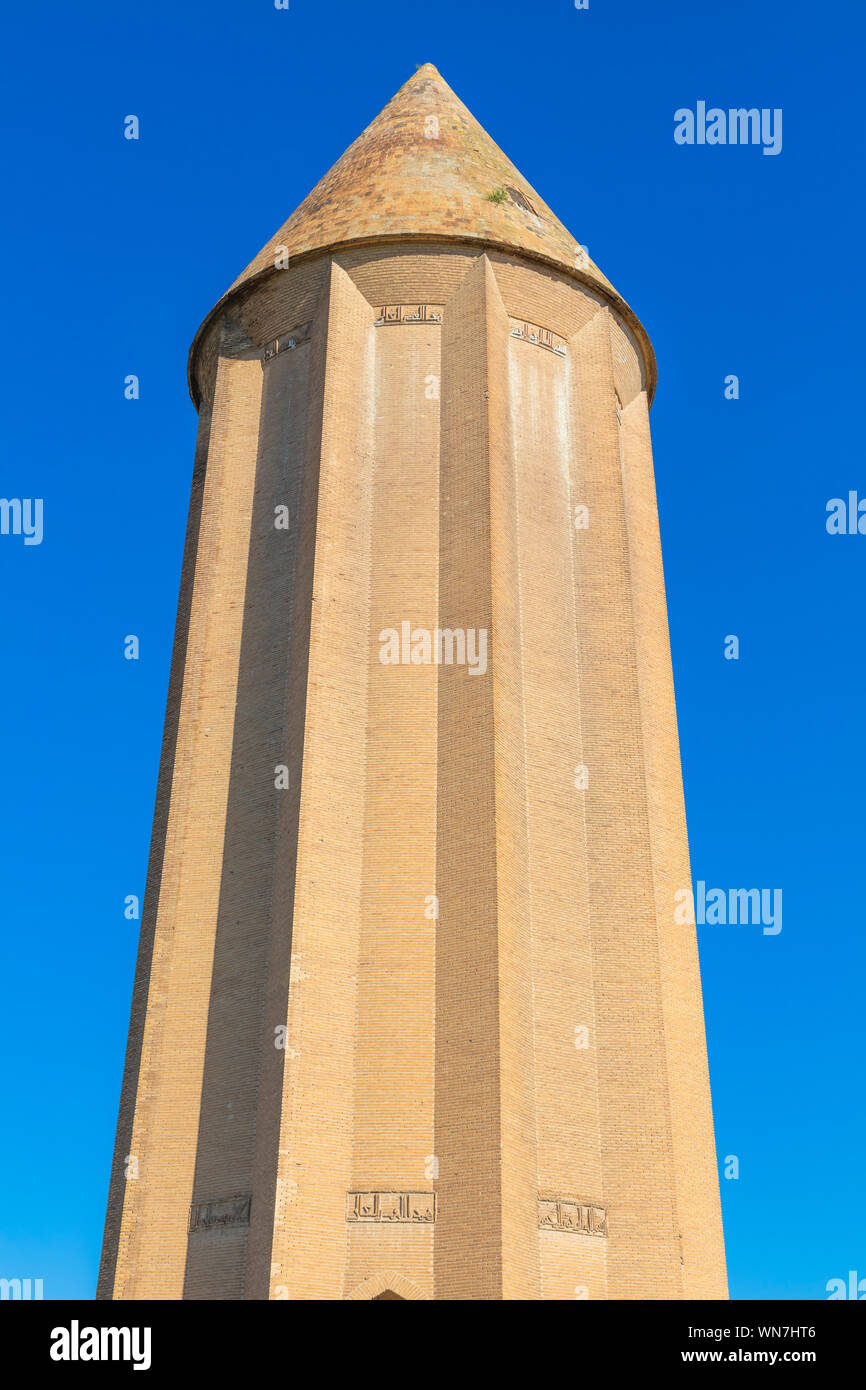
(102, 336, 263, 1298)
(100, 244, 726, 1301)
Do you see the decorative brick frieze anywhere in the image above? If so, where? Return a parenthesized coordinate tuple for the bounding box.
(538, 1197, 608, 1237)
(508, 318, 567, 356)
(346, 1192, 436, 1224)
(262, 323, 312, 362)
(189, 1195, 252, 1233)
(374, 304, 443, 326)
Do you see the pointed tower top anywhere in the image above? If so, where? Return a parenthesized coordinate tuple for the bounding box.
(227, 65, 621, 301)
(196, 65, 654, 396)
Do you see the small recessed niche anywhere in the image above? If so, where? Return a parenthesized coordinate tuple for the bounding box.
(506, 186, 536, 214)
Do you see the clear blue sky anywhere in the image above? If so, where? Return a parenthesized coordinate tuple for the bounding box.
(0, 0, 863, 1301)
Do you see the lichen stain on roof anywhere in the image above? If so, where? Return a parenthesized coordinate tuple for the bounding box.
(226, 63, 620, 303)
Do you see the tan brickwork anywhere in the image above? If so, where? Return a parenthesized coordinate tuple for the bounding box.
(506, 321, 606, 1301)
(434, 255, 503, 1299)
(100, 66, 726, 1301)
(100, 331, 263, 1298)
(97, 397, 212, 1300)
(619, 392, 727, 1297)
(265, 264, 376, 1299)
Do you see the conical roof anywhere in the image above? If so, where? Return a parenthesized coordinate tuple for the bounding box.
(229, 63, 616, 298)
(192, 64, 654, 399)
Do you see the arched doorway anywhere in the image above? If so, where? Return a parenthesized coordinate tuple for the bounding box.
(345, 1271, 429, 1300)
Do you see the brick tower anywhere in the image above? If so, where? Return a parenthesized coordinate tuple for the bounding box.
(98, 64, 727, 1301)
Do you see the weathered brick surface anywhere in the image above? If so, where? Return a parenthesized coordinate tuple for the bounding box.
(434, 256, 506, 1300)
(101, 337, 263, 1299)
(619, 392, 727, 1298)
(226, 66, 616, 303)
(188, 64, 655, 412)
(100, 68, 726, 1302)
